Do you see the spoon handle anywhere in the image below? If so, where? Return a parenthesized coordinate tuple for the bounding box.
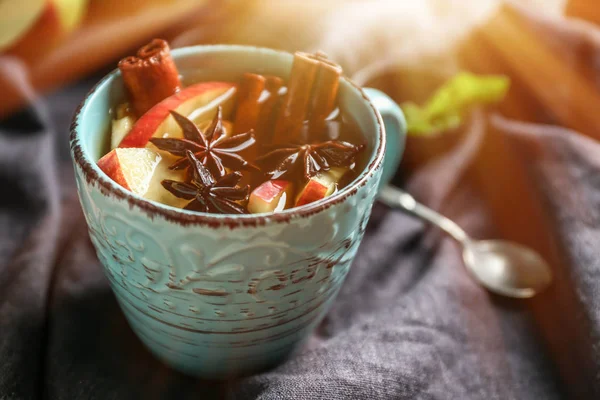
(379, 185, 470, 244)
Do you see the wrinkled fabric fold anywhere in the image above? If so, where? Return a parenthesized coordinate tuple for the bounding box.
(0, 57, 61, 400)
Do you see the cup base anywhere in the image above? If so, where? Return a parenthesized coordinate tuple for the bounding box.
(140, 334, 308, 380)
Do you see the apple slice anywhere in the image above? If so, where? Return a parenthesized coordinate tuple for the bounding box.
(0, 0, 45, 51)
(98, 148, 189, 208)
(111, 115, 135, 149)
(295, 167, 348, 207)
(143, 153, 190, 209)
(97, 148, 161, 196)
(119, 82, 237, 148)
(248, 180, 294, 214)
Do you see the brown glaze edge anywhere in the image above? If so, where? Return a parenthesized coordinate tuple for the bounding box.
(69, 45, 386, 229)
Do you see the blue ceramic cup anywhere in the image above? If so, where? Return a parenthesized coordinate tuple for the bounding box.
(70, 45, 406, 379)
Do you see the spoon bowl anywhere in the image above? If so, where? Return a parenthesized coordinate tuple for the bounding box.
(462, 240, 552, 298)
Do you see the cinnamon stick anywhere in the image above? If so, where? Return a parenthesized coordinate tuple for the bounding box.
(118, 39, 182, 117)
(308, 52, 342, 135)
(234, 73, 266, 134)
(257, 75, 285, 141)
(273, 52, 319, 142)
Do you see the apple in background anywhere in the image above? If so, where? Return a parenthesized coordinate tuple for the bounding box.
(51, 0, 89, 32)
(295, 167, 348, 207)
(97, 148, 189, 209)
(248, 180, 294, 213)
(5, 0, 89, 59)
(118, 82, 237, 148)
(0, 0, 45, 51)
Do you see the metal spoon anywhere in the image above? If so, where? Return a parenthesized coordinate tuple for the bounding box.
(379, 185, 553, 298)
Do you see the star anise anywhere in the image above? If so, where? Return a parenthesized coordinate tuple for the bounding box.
(161, 150, 249, 214)
(149, 106, 257, 177)
(256, 140, 365, 180)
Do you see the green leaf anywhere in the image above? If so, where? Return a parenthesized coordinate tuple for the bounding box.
(401, 72, 510, 136)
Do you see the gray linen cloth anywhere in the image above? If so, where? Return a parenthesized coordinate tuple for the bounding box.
(1, 15, 600, 400)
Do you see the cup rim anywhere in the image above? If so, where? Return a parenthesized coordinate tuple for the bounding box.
(69, 44, 385, 228)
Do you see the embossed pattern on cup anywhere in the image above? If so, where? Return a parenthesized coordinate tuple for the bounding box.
(70, 45, 386, 378)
